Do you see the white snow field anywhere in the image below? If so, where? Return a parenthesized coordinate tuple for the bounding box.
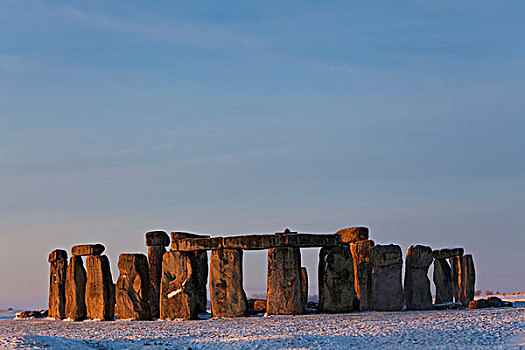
(0, 306, 524, 349)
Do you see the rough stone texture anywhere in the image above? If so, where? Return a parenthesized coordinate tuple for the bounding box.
(450, 256, 460, 302)
(116, 254, 151, 320)
(171, 232, 211, 240)
(469, 297, 512, 309)
(145, 231, 170, 247)
(48, 250, 68, 319)
(267, 247, 304, 315)
(65, 256, 87, 321)
(432, 247, 464, 260)
(210, 249, 247, 318)
(85, 255, 115, 320)
(335, 227, 369, 244)
(350, 239, 374, 311)
(48, 249, 67, 263)
(370, 244, 405, 311)
(404, 245, 433, 310)
(72, 244, 105, 256)
(147, 245, 166, 319)
(301, 267, 308, 307)
(253, 299, 267, 313)
(159, 251, 198, 320)
(172, 234, 342, 251)
(318, 246, 356, 313)
(458, 254, 476, 306)
(433, 259, 453, 304)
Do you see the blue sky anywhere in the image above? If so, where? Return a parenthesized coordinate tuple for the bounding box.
(1, 0, 524, 308)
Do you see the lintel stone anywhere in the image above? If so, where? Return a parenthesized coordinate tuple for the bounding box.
(72, 244, 105, 256)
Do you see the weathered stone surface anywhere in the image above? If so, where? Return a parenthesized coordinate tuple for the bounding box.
(335, 227, 369, 244)
(116, 254, 151, 320)
(172, 234, 342, 251)
(72, 244, 105, 256)
(145, 231, 170, 247)
(171, 232, 211, 240)
(253, 299, 267, 313)
(404, 245, 433, 310)
(48, 249, 67, 263)
(450, 256, 460, 302)
(210, 249, 247, 317)
(433, 302, 464, 310)
(370, 244, 405, 311)
(469, 297, 512, 309)
(15, 310, 47, 319)
(301, 267, 308, 307)
(85, 255, 115, 320)
(267, 247, 304, 315)
(65, 256, 87, 321)
(350, 239, 374, 311)
(433, 259, 453, 304)
(48, 250, 68, 319)
(458, 254, 476, 306)
(159, 251, 198, 320)
(147, 245, 166, 319)
(318, 245, 356, 313)
(432, 247, 464, 260)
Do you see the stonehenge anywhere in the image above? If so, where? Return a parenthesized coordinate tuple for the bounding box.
(49, 226, 478, 321)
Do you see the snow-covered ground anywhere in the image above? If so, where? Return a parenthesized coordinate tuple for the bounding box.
(0, 306, 524, 349)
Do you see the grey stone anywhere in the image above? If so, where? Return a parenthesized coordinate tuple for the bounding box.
(370, 244, 405, 311)
(65, 256, 87, 321)
(301, 267, 308, 307)
(159, 251, 198, 320)
(432, 247, 464, 260)
(210, 249, 247, 317)
(335, 227, 369, 244)
(318, 245, 356, 313)
(433, 259, 453, 304)
(350, 240, 374, 311)
(450, 256, 460, 302)
(72, 244, 105, 256)
(404, 245, 433, 310)
(145, 231, 170, 247)
(147, 245, 166, 319)
(116, 254, 151, 320)
(48, 250, 68, 319)
(267, 247, 304, 315)
(85, 255, 115, 320)
(458, 254, 476, 306)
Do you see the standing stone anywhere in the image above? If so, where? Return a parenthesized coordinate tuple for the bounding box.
(210, 249, 247, 317)
(146, 231, 170, 319)
(458, 254, 476, 306)
(65, 256, 87, 321)
(85, 255, 115, 320)
(116, 254, 151, 320)
(267, 247, 304, 315)
(159, 251, 198, 320)
(350, 239, 374, 311)
(48, 249, 68, 319)
(370, 244, 405, 311)
(433, 259, 453, 304)
(404, 245, 433, 310)
(318, 245, 356, 313)
(301, 267, 308, 307)
(450, 256, 460, 302)
(171, 232, 209, 313)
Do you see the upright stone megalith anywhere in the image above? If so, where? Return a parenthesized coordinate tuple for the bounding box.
(267, 247, 304, 315)
(404, 245, 433, 310)
(433, 248, 463, 305)
(210, 249, 247, 317)
(116, 253, 151, 320)
(159, 251, 198, 320)
(85, 254, 115, 320)
(350, 239, 374, 311)
(171, 232, 209, 313)
(300, 267, 308, 308)
(146, 230, 170, 319)
(48, 249, 68, 319)
(370, 244, 405, 311)
(65, 256, 87, 321)
(318, 245, 355, 313)
(458, 254, 476, 306)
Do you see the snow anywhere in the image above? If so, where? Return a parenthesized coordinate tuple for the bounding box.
(167, 288, 182, 299)
(0, 306, 524, 349)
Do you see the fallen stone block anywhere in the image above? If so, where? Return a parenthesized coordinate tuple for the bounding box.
(468, 297, 512, 309)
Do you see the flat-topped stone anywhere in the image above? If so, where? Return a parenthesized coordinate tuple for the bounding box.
(432, 247, 464, 260)
(171, 234, 341, 251)
(49, 249, 68, 263)
(370, 244, 402, 267)
(145, 231, 170, 247)
(72, 244, 105, 256)
(335, 227, 369, 244)
(171, 232, 211, 240)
